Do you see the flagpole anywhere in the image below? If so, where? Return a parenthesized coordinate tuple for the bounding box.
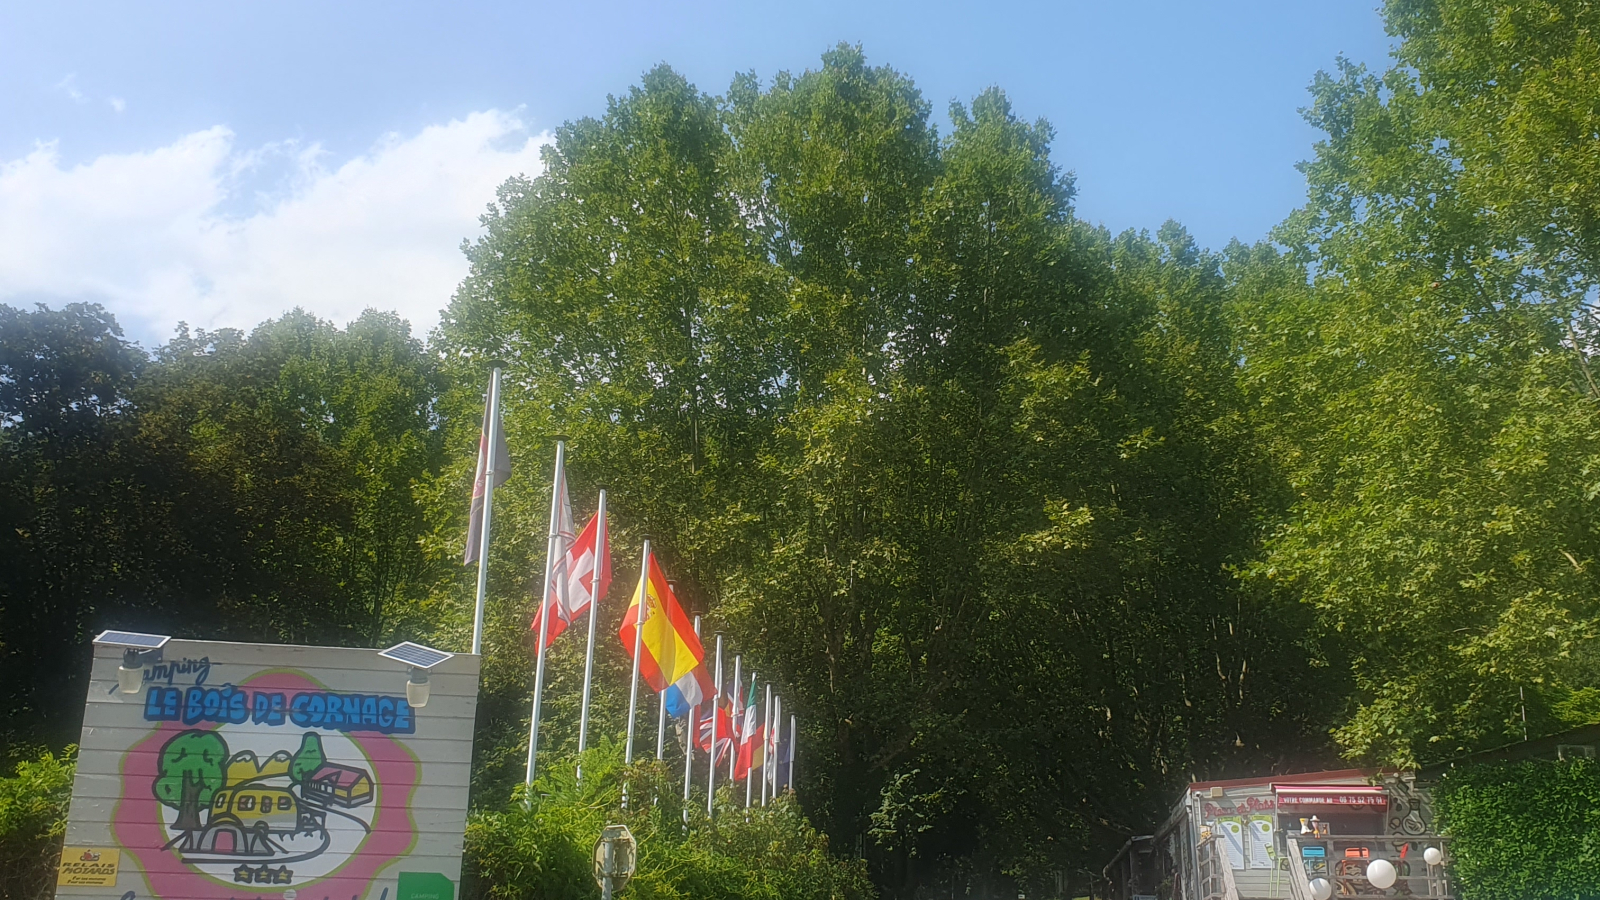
(730, 655, 742, 781)
(708, 634, 722, 817)
(788, 713, 797, 793)
(771, 694, 782, 801)
(625, 540, 650, 767)
(524, 440, 567, 794)
(471, 366, 503, 657)
(656, 690, 668, 760)
(745, 673, 755, 809)
(762, 682, 773, 806)
(683, 615, 700, 823)
(576, 488, 607, 783)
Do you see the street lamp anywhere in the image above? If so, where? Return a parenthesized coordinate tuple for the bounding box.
(379, 641, 455, 709)
(93, 631, 171, 694)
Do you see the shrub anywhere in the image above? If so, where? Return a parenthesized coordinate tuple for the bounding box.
(0, 747, 75, 900)
(1433, 758, 1600, 900)
(464, 741, 873, 900)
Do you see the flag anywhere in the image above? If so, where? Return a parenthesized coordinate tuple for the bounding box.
(463, 388, 511, 565)
(696, 696, 735, 765)
(776, 721, 793, 791)
(529, 453, 576, 648)
(734, 677, 765, 780)
(618, 550, 712, 709)
(529, 510, 611, 650)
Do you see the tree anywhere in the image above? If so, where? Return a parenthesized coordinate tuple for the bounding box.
(1230, 0, 1600, 766)
(290, 732, 325, 784)
(154, 731, 228, 841)
(441, 47, 1319, 895)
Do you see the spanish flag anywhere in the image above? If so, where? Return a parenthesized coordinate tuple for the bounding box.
(618, 549, 711, 708)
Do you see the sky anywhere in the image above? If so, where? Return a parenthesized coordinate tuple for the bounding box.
(0, 1, 1396, 348)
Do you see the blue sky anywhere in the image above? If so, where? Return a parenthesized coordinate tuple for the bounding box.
(0, 1, 1395, 346)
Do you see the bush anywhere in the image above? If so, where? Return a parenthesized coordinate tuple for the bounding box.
(465, 742, 873, 900)
(0, 747, 75, 900)
(1433, 758, 1600, 900)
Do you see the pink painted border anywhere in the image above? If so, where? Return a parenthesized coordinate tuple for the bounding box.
(113, 670, 421, 899)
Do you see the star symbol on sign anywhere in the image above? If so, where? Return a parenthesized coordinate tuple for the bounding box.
(253, 864, 276, 883)
(272, 866, 294, 884)
(233, 865, 255, 883)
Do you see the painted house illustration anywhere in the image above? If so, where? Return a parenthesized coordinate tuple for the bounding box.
(303, 763, 374, 808)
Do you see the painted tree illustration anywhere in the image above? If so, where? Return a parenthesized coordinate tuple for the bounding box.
(153, 731, 228, 848)
(289, 732, 325, 784)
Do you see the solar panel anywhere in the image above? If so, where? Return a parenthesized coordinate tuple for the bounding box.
(93, 630, 171, 649)
(379, 641, 454, 669)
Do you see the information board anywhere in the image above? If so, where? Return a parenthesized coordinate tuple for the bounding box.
(56, 639, 479, 900)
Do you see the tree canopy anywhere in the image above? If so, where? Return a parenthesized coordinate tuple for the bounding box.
(8, 5, 1600, 895)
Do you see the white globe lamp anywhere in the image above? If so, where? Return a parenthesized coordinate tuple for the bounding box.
(1423, 846, 1443, 866)
(1308, 877, 1333, 900)
(1366, 858, 1397, 889)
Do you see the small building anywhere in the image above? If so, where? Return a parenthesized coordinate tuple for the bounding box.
(304, 763, 374, 808)
(1104, 769, 1452, 900)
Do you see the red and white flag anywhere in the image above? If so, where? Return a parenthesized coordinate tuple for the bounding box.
(463, 388, 511, 565)
(530, 508, 611, 651)
(696, 691, 736, 765)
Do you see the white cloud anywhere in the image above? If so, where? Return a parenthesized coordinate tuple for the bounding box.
(0, 111, 549, 345)
(108, 96, 125, 113)
(55, 73, 86, 104)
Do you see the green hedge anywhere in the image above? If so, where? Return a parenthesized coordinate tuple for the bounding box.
(465, 743, 874, 900)
(0, 747, 74, 900)
(0, 741, 868, 900)
(1434, 758, 1600, 900)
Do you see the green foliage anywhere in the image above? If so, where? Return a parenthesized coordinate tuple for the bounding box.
(464, 743, 873, 900)
(0, 305, 445, 747)
(1229, 0, 1600, 766)
(0, 747, 74, 900)
(442, 45, 1323, 893)
(1434, 759, 1600, 900)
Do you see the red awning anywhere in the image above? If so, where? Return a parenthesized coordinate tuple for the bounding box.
(1273, 784, 1388, 808)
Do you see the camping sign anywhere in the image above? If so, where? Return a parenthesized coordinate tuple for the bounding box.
(56, 638, 479, 900)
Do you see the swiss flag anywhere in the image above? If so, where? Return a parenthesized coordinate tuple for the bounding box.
(530, 510, 611, 650)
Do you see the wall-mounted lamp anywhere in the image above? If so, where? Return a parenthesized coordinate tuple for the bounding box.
(93, 631, 171, 694)
(379, 641, 454, 710)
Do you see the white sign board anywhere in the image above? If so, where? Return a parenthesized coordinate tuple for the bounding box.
(56, 639, 479, 900)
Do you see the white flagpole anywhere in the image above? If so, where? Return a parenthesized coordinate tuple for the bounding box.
(625, 540, 650, 766)
(656, 689, 668, 760)
(525, 440, 567, 793)
(683, 616, 700, 821)
(576, 488, 607, 782)
(762, 683, 773, 806)
(730, 656, 742, 781)
(471, 366, 503, 657)
(788, 713, 797, 792)
(745, 673, 755, 809)
(771, 694, 782, 800)
(708, 634, 722, 817)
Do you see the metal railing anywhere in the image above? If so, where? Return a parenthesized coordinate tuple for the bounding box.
(1197, 835, 1242, 900)
(1281, 835, 1452, 899)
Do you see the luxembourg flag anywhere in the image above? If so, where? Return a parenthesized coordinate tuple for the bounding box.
(529, 509, 611, 651)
